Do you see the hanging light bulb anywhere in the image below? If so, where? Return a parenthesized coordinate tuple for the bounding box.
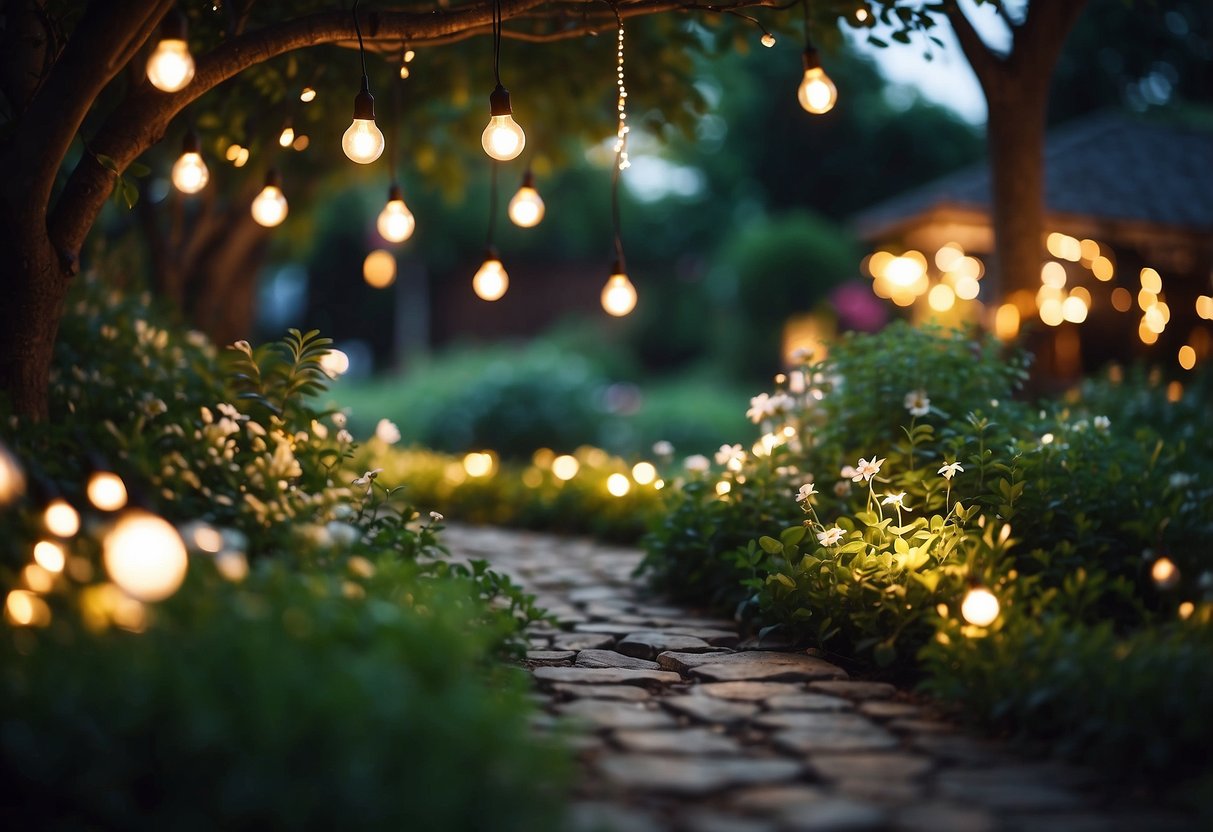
(473, 248, 509, 301)
(278, 124, 295, 148)
(377, 184, 415, 243)
(342, 80, 385, 163)
(601, 262, 637, 317)
(482, 86, 526, 161)
(171, 131, 209, 194)
(146, 7, 195, 92)
(798, 48, 837, 114)
(961, 585, 1000, 627)
(251, 169, 288, 227)
(342, 3, 384, 164)
(508, 169, 544, 228)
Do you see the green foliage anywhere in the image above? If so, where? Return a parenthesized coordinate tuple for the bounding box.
(0, 277, 567, 828)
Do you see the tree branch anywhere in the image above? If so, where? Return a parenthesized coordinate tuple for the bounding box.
(942, 0, 1004, 94)
(48, 0, 786, 257)
(16, 0, 169, 229)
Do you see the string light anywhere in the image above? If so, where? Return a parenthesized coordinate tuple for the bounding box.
(102, 509, 189, 602)
(473, 248, 509, 302)
(342, 1, 386, 164)
(482, 0, 526, 160)
(278, 124, 295, 148)
(507, 169, 545, 227)
(251, 169, 288, 227)
(44, 499, 80, 538)
(300, 86, 317, 103)
(170, 131, 209, 193)
(146, 6, 195, 92)
(87, 472, 128, 512)
(798, 0, 837, 114)
(377, 184, 416, 243)
(601, 14, 637, 317)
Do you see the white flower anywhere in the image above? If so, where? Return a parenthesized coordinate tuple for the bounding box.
(851, 457, 885, 482)
(200, 406, 213, 424)
(332, 411, 348, 428)
(833, 480, 852, 497)
(231, 340, 252, 356)
(311, 419, 329, 440)
(375, 418, 401, 444)
(683, 454, 710, 473)
(1093, 415, 1110, 431)
(881, 491, 908, 509)
(217, 402, 246, 421)
(746, 393, 774, 424)
(215, 417, 241, 438)
(715, 443, 746, 471)
(429, 511, 444, 522)
(840, 465, 858, 480)
(938, 461, 964, 480)
(352, 468, 383, 488)
(246, 420, 266, 436)
(652, 440, 674, 457)
(817, 526, 844, 546)
(904, 389, 930, 417)
(796, 482, 818, 503)
(336, 429, 353, 445)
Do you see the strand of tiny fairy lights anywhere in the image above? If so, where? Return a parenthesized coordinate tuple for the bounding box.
(613, 18, 630, 172)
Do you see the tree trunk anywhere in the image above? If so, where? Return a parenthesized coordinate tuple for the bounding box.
(985, 85, 1048, 298)
(0, 222, 70, 422)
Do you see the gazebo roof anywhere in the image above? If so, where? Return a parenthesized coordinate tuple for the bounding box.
(853, 111, 1213, 241)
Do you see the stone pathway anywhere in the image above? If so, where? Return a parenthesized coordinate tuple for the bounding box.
(445, 524, 1191, 832)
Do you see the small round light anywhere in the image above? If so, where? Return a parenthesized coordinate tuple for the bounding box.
(631, 462, 657, 485)
(251, 183, 288, 227)
(715, 480, 732, 496)
(146, 39, 195, 92)
(508, 185, 545, 228)
(1152, 556, 1179, 590)
(319, 349, 350, 378)
(552, 455, 580, 481)
(606, 473, 630, 497)
(482, 115, 526, 161)
(87, 472, 128, 511)
(171, 151, 209, 194)
(463, 452, 494, 478)
(377, 194, 415, 244)
(44, 499, 80, 537)
(601, 272, 637, 317)
(961, 586, 1000, 627)
(300, 86, 317, 102)
(473, 258, 509, 302)
(342, 118, 385, 164)
(103, 509, 189, 602)
(33, 540, 66, 573)
(363, 249, 397, 289)
(5, 590, 51, 627)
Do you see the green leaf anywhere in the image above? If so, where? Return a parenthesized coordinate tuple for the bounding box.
(758, 536, 784, 555)
(780, 525, 807, 546)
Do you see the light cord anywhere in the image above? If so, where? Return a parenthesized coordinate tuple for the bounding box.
(487, 160, 499, 249)
(353, 0, 368, 81)
(802, 0, 814, 50)
(611, 5, 628, 267)
(492, 0, 502, 86)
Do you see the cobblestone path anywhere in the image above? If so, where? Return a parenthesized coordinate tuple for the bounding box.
(446, 524, 1191, 832)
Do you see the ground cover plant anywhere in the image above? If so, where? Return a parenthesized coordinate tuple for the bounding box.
(0, 277, 567, 830)
(640, 323, 1213, 793)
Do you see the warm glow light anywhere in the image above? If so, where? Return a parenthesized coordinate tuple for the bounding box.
(934, 243, 964, 271)
(954, 256, 983, 280)
(190, 525, 224, 553)
(867, 251, 893, 278)
(1196, 296, 1213, 320)
(103, 509, 189, 602)
(363, 249, 397, 288)
(1144, 305, 1167, 334)
(0, 443, 24, 506)
(1046, 233, 1081, 262)
(552, 455, 580, 481)
(1091, 255, 1114, 281)
(278, 126, 295, 148)
(473, 258, 509, 301)
(23, 564, 54, 593)
(602, 272, 638, 317)
(292, 135, 310, 152)
(884, 256, 924, 287)
(1079, 238, 1100, 262)
(34, 540, 66, 573)
(377, 194, 415, 243)
(5, 590, 51, 627)
(147, 39, 195, 92)
(715, 480, 731, 496)
(482, 115, 526, 161)
(463, 452, 494, 478)
(300, 86, 317, 102)
(319, 349, 349, 378)
(961, 586, 1000, 627)
(1039, 297, 1064, 327)
(607, 473, 631, 497)
(1041, 261, 1067, 289)
(342, 118, 385, 164)
(994, 304, 1020, 341)
(954, 274, 980, 300)
(1179, 345, 1196, 370)
(508, 186, 545, 228)
(45, 499, 80, 537)
(1061, 295, 1088, 324)
(1139, 320, 1158, 345)
(87, 472, 128, 511)
(251, 182, 288, 227)
(1179, 601, 1195, 620)
(1138, 267, 1161, 293)
(798, 66, 837, 114)
(927, 283, 956, 312)
(631, 462, 657, 485)
(172, 152, 208, 194)
(1151, 556, 1179, 589)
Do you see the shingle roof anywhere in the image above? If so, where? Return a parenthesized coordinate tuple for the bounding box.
(853, 111, 1213, 239)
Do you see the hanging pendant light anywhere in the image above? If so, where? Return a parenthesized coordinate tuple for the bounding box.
(600, 13, 637, 317)
(481, 0, 526, 160)
(342, 1, 385, 163)
(797, 0, 837, 114)
(146, 6, 195, 92)
(251, 169, 288, 227)
(171, 130, 209, 194)
(508, 168, 545, 228)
